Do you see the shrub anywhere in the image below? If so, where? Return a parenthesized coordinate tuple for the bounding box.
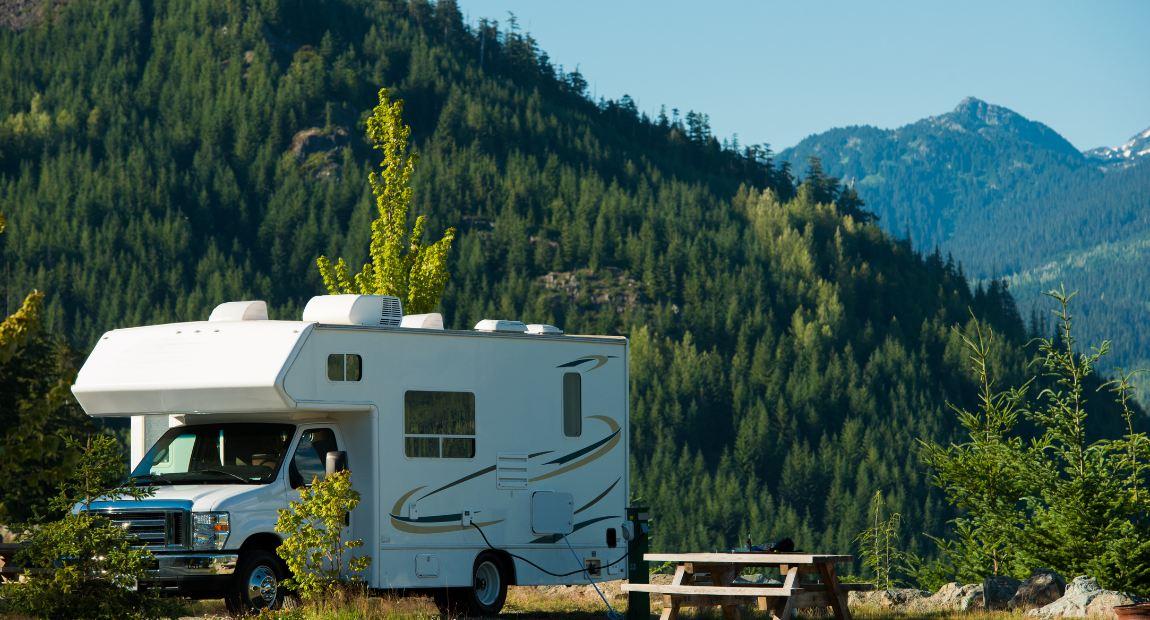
(275, 469, 371, 601)
(0, 434, 177, 619)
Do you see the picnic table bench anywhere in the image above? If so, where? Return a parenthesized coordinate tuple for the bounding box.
(622, 552, 863, 620)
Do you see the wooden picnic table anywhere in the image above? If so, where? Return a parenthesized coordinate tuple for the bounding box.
(621, 552, 858, 620)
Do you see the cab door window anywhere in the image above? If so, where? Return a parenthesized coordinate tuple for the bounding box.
(289, 428, 338, 489)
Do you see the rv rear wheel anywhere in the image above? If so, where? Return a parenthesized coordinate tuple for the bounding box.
(465, 551, 508, 616)
(224, 550, 287, 615)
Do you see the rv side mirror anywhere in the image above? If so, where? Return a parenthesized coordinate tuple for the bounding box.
(325, 451, 348, 477)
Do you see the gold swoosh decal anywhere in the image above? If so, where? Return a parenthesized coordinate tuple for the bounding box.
(530, 415, 620, 482)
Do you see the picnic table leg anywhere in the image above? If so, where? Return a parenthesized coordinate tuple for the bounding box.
(770, 566, 799, 620)
(816, 562, 852, 620)
(659, 564, 688, 620)
(713, 565, 743, 620)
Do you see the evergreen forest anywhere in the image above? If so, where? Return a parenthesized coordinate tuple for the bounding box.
(0, 0, 1139, 575)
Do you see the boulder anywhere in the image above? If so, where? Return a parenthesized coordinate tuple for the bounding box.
(1009, 570, 1066, 610)
(983, 575, 1022, 610)
(1027, 575, 1146, 618)
(923, 582, 985, 612)
(848, 588, 930, 609)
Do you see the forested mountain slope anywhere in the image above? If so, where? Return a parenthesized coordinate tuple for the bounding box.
(0, 0, 1122, 560)
(781, 101, 1150, 398)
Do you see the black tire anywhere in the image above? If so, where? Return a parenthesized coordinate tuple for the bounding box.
(463, 551, 508, 617)
(224, 550, 287, 616)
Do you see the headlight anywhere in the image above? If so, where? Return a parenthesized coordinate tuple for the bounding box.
(192, 511, 230, 550)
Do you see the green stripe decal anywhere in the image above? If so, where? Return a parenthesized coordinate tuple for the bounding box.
(545, 430, 619, 465)
(575, 478, 620, 514)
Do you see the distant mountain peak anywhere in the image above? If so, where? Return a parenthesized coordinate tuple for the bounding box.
(938, 97, 1030, 131)
(914, 97, 1081, 159)
(1085, 126, 1150, 171)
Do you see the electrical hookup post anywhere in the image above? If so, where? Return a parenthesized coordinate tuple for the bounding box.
(625, 505, 650, 620)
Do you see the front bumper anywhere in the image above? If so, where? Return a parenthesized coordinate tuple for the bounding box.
(142, 552, 239, 598)
(149, 552, 238, 577)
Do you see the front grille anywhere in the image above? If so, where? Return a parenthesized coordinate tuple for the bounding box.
(88, 509, 189, 549)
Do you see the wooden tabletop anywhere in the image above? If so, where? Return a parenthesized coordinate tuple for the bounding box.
(645, 552, 853, 565)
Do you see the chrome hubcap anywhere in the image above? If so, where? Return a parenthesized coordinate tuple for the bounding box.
(248, 565, 278, 607)
(474, 560, 500, 607)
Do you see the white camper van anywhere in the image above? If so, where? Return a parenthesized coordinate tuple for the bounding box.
(70, 295, 629, 614)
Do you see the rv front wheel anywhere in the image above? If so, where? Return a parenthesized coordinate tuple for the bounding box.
(466, 551, 508, 616)
(225, 550, 287, 615)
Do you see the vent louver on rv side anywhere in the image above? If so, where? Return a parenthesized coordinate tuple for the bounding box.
(302, 295, 404, 327)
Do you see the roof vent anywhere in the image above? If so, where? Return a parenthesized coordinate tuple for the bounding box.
(526, 323, 563, 335)
(474, 319, 527, 333)
(303, 295, 403, 327)
(209, 300, 268, 322)
(401, 313, 444, 330)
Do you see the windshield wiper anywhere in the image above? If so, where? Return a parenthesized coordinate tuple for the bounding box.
(195, 469, 252, 484)
(129, 473, 174, 485)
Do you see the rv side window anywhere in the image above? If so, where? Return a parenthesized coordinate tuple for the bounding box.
(404, 391, 476, 458)
(563, 372, 582, 437)
(327, 354, 362, 381)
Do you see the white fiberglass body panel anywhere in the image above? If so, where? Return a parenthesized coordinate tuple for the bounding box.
(72, 321, 312, 416)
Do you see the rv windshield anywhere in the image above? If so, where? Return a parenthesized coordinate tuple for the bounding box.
(129, 423, 295, 485)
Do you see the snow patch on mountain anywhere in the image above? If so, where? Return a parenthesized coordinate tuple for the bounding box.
(1085, 126, 1150, 170)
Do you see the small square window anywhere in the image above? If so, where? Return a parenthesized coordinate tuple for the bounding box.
(327, 354, 363, 382)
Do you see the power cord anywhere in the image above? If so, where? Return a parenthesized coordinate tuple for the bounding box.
(563, 535, 622, 620)
(469, 521, 628, 578)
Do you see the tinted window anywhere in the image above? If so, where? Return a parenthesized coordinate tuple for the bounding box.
(563, 372, 582, 437)
(404, 391, 475, 458)
(290, 428, 339, 488)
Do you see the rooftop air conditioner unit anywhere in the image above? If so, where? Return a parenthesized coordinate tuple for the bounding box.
(302, 295, 403, 327)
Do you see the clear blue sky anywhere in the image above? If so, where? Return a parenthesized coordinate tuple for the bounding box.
(456, 0, 1150, 151)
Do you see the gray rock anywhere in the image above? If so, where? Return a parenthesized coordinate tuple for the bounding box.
(984, 575, 1022, 610)
(848, 588, 931, 609)
(1027, 575, 1146, 618)
(1010, 570, 1066, 610)
(923, 582, 985, 612)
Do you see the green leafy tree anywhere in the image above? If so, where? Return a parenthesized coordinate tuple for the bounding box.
(0, 434, 171, 620)
(316, 88, 455, 314)
(275, 470, 371, 602)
